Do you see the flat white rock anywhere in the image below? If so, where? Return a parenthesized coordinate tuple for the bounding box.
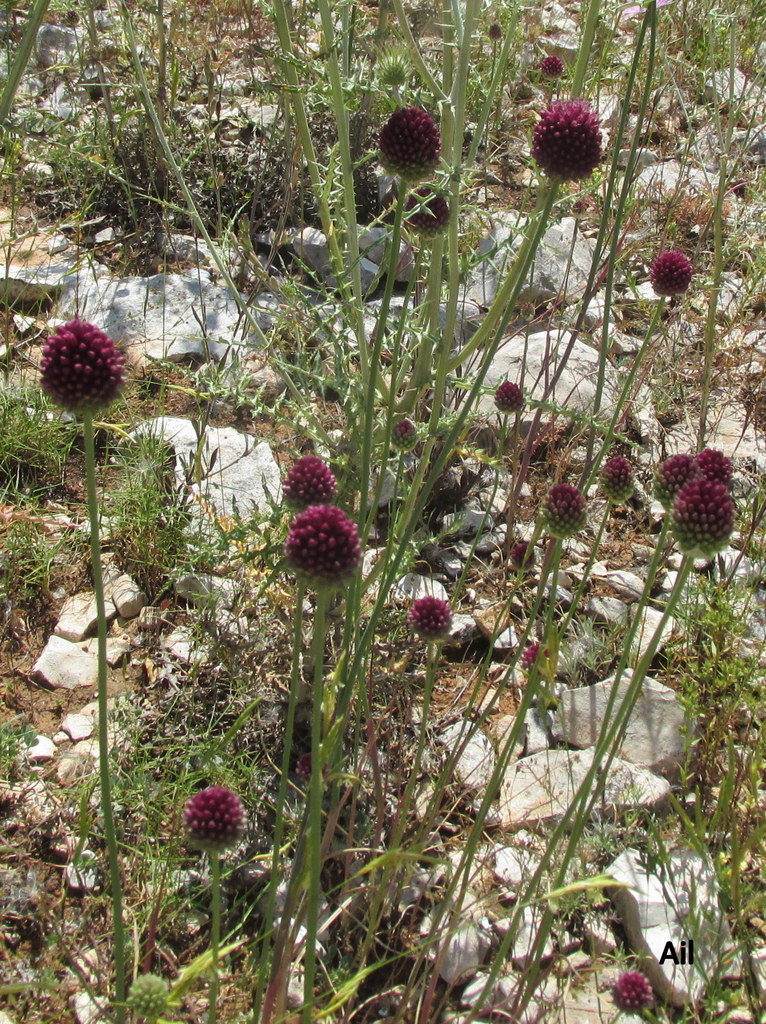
(32, 635, 98, 690)
(498, 748, 669, 827)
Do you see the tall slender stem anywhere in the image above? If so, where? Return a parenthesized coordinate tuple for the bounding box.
(208, 853, 222, 1024)
(83, 411, 125, 1023)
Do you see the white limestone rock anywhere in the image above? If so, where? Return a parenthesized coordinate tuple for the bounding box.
(438, 720, 495, 793)
(32, 636, 98, 690)
(498, 748, 669, 827)
(553, 670, 692, 777)
(55, 591, 117, 642)
(437, 921, 491, 985)
(607, 847, 742, 1006)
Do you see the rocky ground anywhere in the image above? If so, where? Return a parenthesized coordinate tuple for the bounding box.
(2, 3, 766, 1023)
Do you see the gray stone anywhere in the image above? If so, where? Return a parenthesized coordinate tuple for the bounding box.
(174, 573, 239, 609)
(60, 713, 94, 742)
(630, 605, 676, 665)
(58, 267, 266, 364)
(584, 595, 630, 625)
(81, 636, 131, 666)
(617, 148, 657, 169)
(36, 24, 79, 68)
(129, 416, 282, 519)
(446, 614, 482, 645)
(705, 68, 749, 105)
(493, 843, 540, 890)
(55, 591, 117, 642)
(467, 215, 596, 308)
(109, 574, 146, 618)
(32, 636, 98, 690)
(71, 991, 107, 1024)
(66, 850, 99, 894)
(473, 329, 622, 424)
(595, 569, 646, 602)
(523, 707, 552, 754)
(364, 294, 482, 348)
(438, 921, 491, 985)
(460, 972, 515, 1010)
(634, 160, 713, 198)
(392, 573, 449, 604)
(26, 735, 56, 762)
(608, 847, 742, 1006)
(438, 720, 495, 792)
(498, 747, 669, 827)
(553, 670, 691, 777)
(510, 904, 555, 968)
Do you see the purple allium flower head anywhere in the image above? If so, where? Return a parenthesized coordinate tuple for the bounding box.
(283, 455, 337, 509)
(531, 99, 602, 181)
(494, 380, 525, 415)
(649, 249, 693, 296)
(600, 455, 634, 504)
(404, 186, 450, 238)
(694, 448, 733, 488)
(127, 974, 169, 1022)
(378, 107, 441, 182)
(407, 595, 453, 640)
(539, 54, 565, 78)
(184, 786, 245, 853)
(653, 453, 700, 509)
(284, 504, 362, 585)
(295, 752, 312, 780)
(521, 642, 542, 669)
(392, 418, 419, 452)
(613, 970, 654, 1010)
(670, 478, 736, 559)
(488, 22, 503, 41)
(541, 483, 587, 538)
(40, 319, 125, 413)
(510, 540, 535, 571)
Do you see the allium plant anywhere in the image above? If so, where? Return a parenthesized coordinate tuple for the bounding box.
(404, 186, 450, 238)
(599, 455, 634, 504)
(649, 249, 693, 296)
(669, 477, 736, 559)
(494, 380, 525, 415)
(185, 787, 246, 1024)
(407, 596, 453, 640)
(284, 504, 362, 586)
(283, 455, 337, 508)
(613, 970, 654, 1009)
(126, 974, 170, 1022)
(539, 54, 565, 77)
(540, 483, 587, 539)
(510, 540, 535, 570)
(378, 106, 441, 182)
(694, 447, 733, 488)
(392, 418, 419, 451)
(39, 319, 127, 1018)
(653, 453, 700, 509)
(531, 99, 602, 180)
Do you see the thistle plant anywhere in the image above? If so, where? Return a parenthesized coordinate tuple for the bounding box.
(39, 319, 127, 1020)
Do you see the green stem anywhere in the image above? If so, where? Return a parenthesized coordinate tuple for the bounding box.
(303, 587, 329, 1024)
(83, 411, 125, 1023)
(208, 853, 222, 1024)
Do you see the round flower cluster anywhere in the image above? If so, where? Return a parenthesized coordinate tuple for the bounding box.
(539, 54, 565, 78)
(407, 596, 453, 640)
(392, 418, 419, 452)
(404, 186, 450, 238)
(694, 447, 732, 487)
(521, 642, 544, 670)
(670, 477, 735, 559)
(378, 107, 441, 182)
(184, 786, 245, 853)
(284, 504, 362, 585)
(612, 970, 653, 1010)
(40, 319, 125, 413)
(494, 380, 525, 415)
(126, 974, 170, 1022)
(531, 99, 602, 181)
(488, 22, 503, 41)
(540, 483, 587, 539)
(600, 455, 634, 504)
(653, 453, 699, 510)
(509, 540, 535, 571)
(283, 455, 337, 509)
(649, 249, 693, 296)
